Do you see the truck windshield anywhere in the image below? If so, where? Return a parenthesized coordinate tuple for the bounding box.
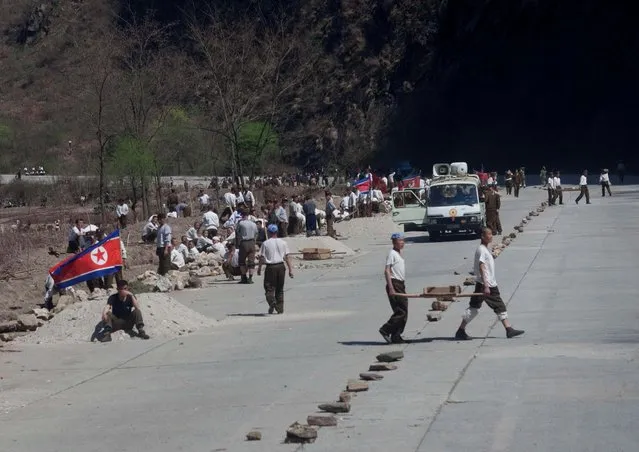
(428, 184, 478, 207)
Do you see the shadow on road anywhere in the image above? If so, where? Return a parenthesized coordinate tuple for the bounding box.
(226, 313, 269, 318)
(404, 234, 478, 244)
(339, 336, 498, 346)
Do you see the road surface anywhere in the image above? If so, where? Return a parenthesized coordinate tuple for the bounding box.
(1, 186, 637, 451)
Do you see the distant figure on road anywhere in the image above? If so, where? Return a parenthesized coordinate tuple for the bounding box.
(547, 172, 556, 206)
(539, 166, 547, 187)
(513, 170, 522, 197)
(600, 169, 612, 197)
(455, 228, 524, 340)
(575, 170, 591, 204)
(484, 186, 502, 235)
(617, 161, 625, 184)
(553, 171, 563, 205)
(504, 169, 513, 195)
(257, 224, 294, 314)
(379, 232, 410, 344)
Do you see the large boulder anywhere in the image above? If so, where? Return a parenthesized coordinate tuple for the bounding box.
(17, 314, 38, 331)
(153, 276, 173, 293)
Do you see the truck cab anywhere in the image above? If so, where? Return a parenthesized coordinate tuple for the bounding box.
(391, 162, 486, 239)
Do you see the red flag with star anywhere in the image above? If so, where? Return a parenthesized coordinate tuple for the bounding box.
(49, 230, 123, 289)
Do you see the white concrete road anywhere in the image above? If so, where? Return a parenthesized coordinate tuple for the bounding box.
(1, 186, 638, 451)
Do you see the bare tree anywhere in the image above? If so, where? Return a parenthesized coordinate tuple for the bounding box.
(188, 6, 320, 182)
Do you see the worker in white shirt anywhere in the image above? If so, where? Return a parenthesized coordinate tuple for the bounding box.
(198, 190, 210, 212)
(222, 242, 241, 280)
(547, 172, 556, 205)
(202, 205, 220, 238)
(67, 219, 86, 253)
(575, 170, 591, 204)
(141, 215, 158, 243)
(186, 221, 201, 243)
(379, 232, 410, 344)
(211, 236, 225, 255)
(257, 224, 294, 314)
(553, 171, 563, 205)
(349, 188, 358, 217)
(115, 199, 129, 229)
(187, 240, 200, 261)
(170, 238, 185, 270)
(223, 191, 237, 209)
(234, 188, 245, 206)
(455, 228, 524, 340)
(275, 199, 289, 237)
(599, 169, 612, 197)
(177, 236, 189, 262)
(242, 187, 255, 209)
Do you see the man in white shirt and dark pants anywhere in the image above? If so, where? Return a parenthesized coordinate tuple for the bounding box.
(455, 228, 524, 340)
(379, 232, 409, 344)
(575, 170, 591, 204)
(547, 172, 556, 206)
(257, 224, 294, 314)
(202, 205, 219, 238)
(115, 199, 129, 229)
(553, 171, 563, 205)
(600, 169, 612, 197)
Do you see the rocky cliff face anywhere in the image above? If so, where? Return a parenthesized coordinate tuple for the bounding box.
(2, 0, 638, 172)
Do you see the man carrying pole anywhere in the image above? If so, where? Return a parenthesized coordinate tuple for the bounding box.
(379, 232, 411, 344)
(455, 228, 525, 340)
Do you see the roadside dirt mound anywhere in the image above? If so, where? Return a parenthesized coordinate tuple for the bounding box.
(15, 293, 215, 345)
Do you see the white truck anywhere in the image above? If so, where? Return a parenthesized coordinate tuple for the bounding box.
(391, 162, 486, 240)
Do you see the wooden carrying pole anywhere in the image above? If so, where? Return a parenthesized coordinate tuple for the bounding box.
(394, 293, 484, 299)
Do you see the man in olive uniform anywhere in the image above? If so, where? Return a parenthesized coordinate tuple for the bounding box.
(484, 185, 502, 235)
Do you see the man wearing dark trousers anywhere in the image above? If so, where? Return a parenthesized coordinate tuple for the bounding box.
(553, 171, 563, 205)
(455, 228, 524, 340)
(379, 232, 410, 344)
(156, 213, 172, 275)
(257, 224, 294, 314)
(575, 170, 591, 204)
(235, 209, 258, 284)
(100, 279, 149, 342)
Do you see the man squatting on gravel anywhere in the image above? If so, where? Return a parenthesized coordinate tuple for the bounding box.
(455, 228, 525, 340)
(100, 279, 150, 342)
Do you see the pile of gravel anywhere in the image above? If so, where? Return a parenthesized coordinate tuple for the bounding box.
(334, 215, 402, 240)
(283, 235, 355, 256)
(15, 293, 215, 345)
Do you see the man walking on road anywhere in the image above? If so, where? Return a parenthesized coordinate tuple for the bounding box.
(379, 232, 410, 344)
(455, 228, 525, 340)
(547, 171, 556, 205)
(554, 171, 563, 205)
(600, 169, 612, 197)
(575, 170, 591, 204)
(235, 210, 258, 284)
(484, 185, 502, 235)
(257, 224, 294, 314)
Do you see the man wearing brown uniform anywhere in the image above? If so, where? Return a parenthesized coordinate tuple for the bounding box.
(484, 185, 502, 235)
(257, 224, 294, 314)
(235, 210, 258, 284)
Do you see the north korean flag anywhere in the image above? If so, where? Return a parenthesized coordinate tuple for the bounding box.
(353, 177, 371, 193)
(49, 230, 123, 289)
(402, 176, 421, 189)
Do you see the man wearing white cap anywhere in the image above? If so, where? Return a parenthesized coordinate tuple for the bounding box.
(257, 224, 293, 314)
(379, 232, 409, 344)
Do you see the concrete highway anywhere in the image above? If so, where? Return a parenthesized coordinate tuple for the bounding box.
(1, 186, 638, 451)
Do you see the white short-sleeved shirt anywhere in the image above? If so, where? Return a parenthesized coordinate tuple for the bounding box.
(579, 175, 588, 186)
(202, 211, 219, 230)
(259, 238, 290, 264)
(224, 249, 240, 267)
(386, 249, 405, 282)
(600, 173, 610, 183)
(170, 249, 185, 268)
(199, 194, 210, 206)
(223, 192, 236, 207)
(474, 244, 497, 287)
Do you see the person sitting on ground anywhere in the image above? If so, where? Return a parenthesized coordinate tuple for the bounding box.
(210, 235, 225, 255)
(170, 237, 186, 270)
(202, 205, 220, 238)
(142, 215, 158, 243)
(100, 279, 149, 342)
(186, 221, 202, 243)
(186, 240, 200, 261)
(177, 236, 189, 262)
(222, 242, 241, 280)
